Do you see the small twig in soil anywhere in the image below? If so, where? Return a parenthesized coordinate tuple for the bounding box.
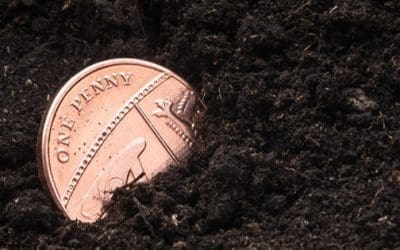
(379, 110, 386, 129)
(134, 0, 147, 40)
(61, 0, 73, 11)
(329, 5, 338, 14)
(369, 180, 384, 207)
(284, 0, 312, 22)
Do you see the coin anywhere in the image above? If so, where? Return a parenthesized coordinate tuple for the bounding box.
(37, 58, 205, 222)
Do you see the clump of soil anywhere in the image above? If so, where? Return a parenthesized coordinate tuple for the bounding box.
(1, 0, 400, 248)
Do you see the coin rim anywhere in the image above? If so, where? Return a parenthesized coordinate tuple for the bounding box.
(37, 58, 204, 220)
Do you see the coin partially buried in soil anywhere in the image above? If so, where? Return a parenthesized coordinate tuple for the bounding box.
(37, 58, 205, 223)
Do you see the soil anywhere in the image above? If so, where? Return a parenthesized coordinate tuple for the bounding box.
(1, 0, 400, 248)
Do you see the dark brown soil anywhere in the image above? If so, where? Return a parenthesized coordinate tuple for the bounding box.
(1, 0, 400, 248)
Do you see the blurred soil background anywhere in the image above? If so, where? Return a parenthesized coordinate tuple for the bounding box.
(1, 0, 400, 248)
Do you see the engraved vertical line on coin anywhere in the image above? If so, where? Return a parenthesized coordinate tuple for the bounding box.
(135, 104, 180, 165)
(61, 72, 169, 207)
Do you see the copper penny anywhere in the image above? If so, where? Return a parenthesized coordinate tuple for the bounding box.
(37, 58, 205, 222)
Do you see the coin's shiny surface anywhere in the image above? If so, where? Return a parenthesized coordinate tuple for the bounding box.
(37, 59, 205, 222)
